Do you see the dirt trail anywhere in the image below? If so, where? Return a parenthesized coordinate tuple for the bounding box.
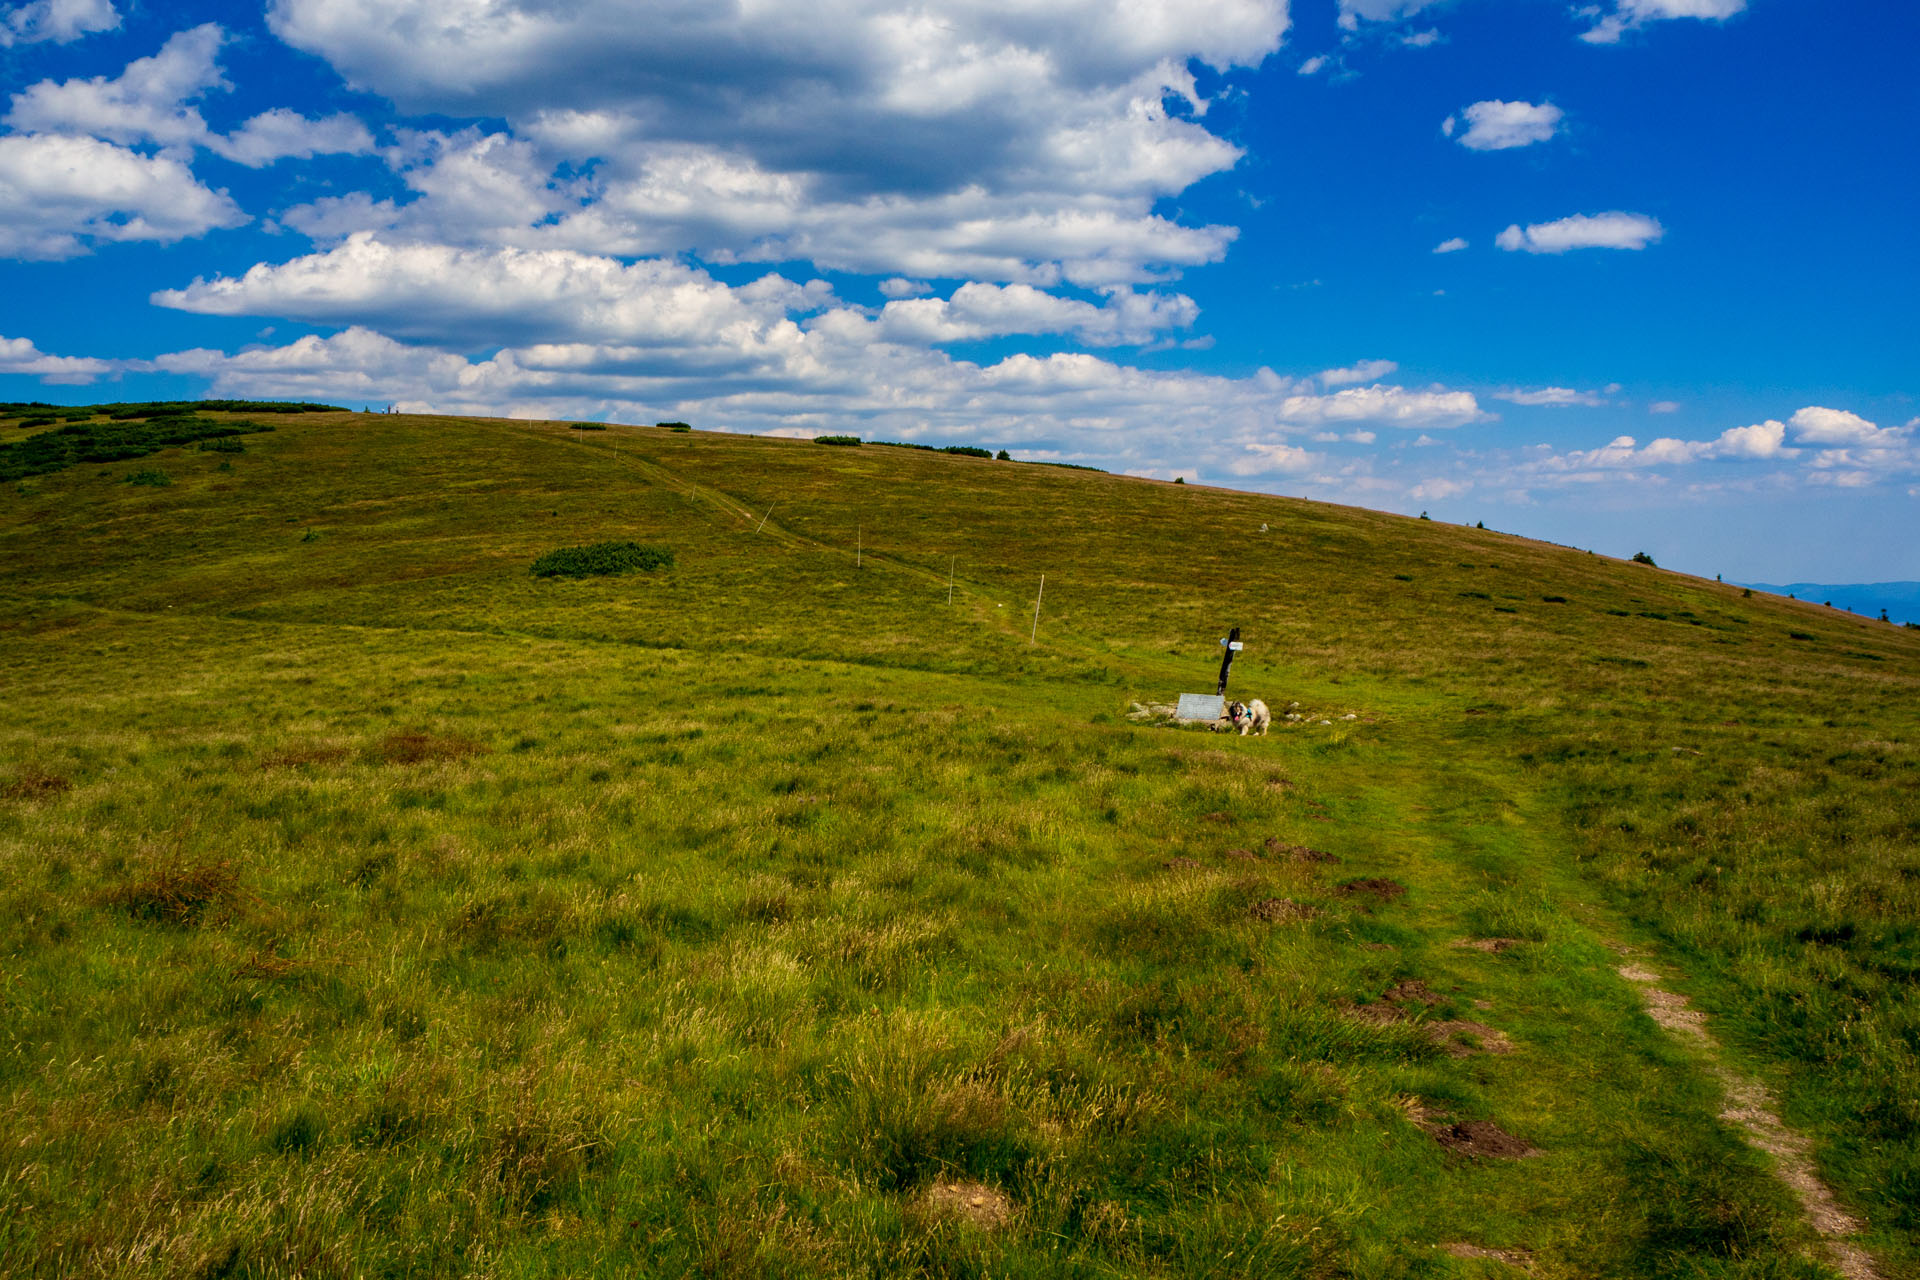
(1616, 962, 1880, 1280)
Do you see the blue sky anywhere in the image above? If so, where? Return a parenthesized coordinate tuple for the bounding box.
(2, 0, 1914, 581)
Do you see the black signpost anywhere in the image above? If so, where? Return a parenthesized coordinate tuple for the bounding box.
(1216, 626, 1241, 696)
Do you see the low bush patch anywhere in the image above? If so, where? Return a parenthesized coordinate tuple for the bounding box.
(530, 541, 674, 578)
(813, 435, 862, 446)
(568, 422, 606, 431)
(124, 468, 172, 487)
(1, 416, 276, 483)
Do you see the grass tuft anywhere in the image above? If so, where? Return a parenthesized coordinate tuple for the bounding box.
(99, 858, 242, 925)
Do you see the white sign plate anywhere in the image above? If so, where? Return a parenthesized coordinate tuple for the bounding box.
(1176, 693, 1226, 721)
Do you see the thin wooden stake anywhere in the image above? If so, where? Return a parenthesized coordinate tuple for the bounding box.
(756, 504, 775, 533)
(1031, 574, 1045, 642)
(857, 524, 862, 569)
(947, 556, 955, 605)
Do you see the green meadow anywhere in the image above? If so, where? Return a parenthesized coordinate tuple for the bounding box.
(1, 408, 1914, 1278)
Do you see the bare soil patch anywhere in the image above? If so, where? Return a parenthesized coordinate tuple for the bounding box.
(1429, 1020, 1514, 1058)
(1162, 857, 1202, 871)
(260, 743, 351, 769)
(1455, 937, 1524, 953)
(921, 1180, 1012, 1230)
(1426, 1118, 1539, 1160)
(2, 768, 71, 800)
(1338, 877, 1406, 904)
(373, 730, 490, 765)
(1250, 897, 1313, 923)
(1267, 837, 1339, 863)
(1442, 1242, 1533, 1268)
(1200, 811, 1233, 824)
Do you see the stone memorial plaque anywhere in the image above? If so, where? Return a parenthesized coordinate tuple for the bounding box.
(1176, 693, 1225, 722)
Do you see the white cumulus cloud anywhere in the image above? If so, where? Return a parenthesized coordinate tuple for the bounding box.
(0, 132, 245, 259)
(5, 23, 226, 149)
(0, 0, 117, 47)
(153, 234, 821, 350)
(1787, 405, 1890, 447)
(0, 333, 116, 382)
(1318, 358, 1398, 387)
(1494, 386, 1608, 407)
(1337, 0, 1443, 31)
(211, 108, 374, 167)
(261, 0, 1285, 285)
(1580, 0, 1746, 45)
(1447, 100, 1563, 151)
(1433, 236, 1467, 254)
(1278, 383, 1483, 428)
(870, 283, 1198, 347)
(1495, 211, 1664, 254)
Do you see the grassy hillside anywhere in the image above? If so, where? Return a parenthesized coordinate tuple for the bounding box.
(2, 408, 1914, 1278)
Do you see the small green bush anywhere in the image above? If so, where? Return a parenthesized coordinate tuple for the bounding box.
(1631, 551, 1657, 566)
(124, 468, 172, 487)
(942, 445, 992, 458)
(996, 449, 1011, 460)
(569, 422, 606, 431)
(198, 438, 245, 453)
(656, 421, 691, 430)
(531, 541, 675, 578)
(814, 435, 861, 446)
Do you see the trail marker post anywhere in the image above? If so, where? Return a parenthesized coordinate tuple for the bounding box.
(1217, 625, 1243, 696)
(948, 556, 955, 605)
(1173, 625, 1243, 722)
(1031, 575, 1045, 642)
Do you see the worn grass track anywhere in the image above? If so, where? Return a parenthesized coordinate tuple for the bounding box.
(1, 409, 1915, 1277)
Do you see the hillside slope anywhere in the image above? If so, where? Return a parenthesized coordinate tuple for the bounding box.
(2, 409, 1915, 1277)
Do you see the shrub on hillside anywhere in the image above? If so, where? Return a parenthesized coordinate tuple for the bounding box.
(0, 417, 274, 483)
(198, 437, 246, 453)
(1632, 551, 1657, 566)
(569, 422, 606, 431)
(656, 421, 691, 430)
(531, 541, 675, 578)
(124, 468, 172, 486)
(942, 445, 992, 458)
(814, 435, 861, 446)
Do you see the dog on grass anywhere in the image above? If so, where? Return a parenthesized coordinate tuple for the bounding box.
(1225, 699, 1270, 736)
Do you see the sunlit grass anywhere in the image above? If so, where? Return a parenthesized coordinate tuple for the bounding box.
(0, 411, 1912, 1275)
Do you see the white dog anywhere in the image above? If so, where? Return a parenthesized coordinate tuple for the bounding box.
(1226, 699, 1270, 736)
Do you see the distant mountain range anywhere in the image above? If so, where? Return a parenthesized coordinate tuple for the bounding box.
(1738, 581, 1920, 626)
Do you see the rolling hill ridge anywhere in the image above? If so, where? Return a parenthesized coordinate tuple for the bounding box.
(1, 407, 1914, 1277)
